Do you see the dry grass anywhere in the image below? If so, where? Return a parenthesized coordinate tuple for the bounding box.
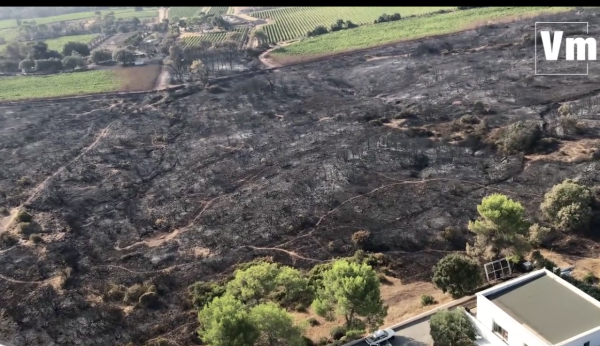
(540, 249, 600, 281)
(526, 139, 600, 164)
(291, 275, 450, 341)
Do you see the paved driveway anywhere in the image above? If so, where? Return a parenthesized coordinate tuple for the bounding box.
(390, 319, 433, 346)
(353, 318, 433, 346)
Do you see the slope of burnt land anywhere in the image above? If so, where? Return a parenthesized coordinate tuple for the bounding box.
(2, 9, 600, 346)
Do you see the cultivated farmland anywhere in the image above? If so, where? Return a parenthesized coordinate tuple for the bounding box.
(168, 7, 205, 19)
(0, 65, 161, 101)
(0, 71, 120, 101)
(269, 6, 573, 63)
(250, 6, 455, 43)
(206, 6, 229, 16)
(182, 26, 250, 46)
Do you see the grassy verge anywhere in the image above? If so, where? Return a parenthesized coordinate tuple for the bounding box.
(270, 7, 574, 63)
(0, 70, 122, 101)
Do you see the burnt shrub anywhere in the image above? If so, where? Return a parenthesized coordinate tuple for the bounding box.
(330, 326, 346, 340)
(351, 230, 372, 249)
(16, 210, 32, 222)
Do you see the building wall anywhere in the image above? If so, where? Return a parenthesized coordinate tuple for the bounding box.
(558, 327, 600, 346)
(476, 295, 548, 346)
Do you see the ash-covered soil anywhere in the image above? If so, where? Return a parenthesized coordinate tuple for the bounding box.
(2, 8, 600, 346)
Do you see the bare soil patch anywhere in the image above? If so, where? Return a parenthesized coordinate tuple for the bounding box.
(115, 64, 162, 91)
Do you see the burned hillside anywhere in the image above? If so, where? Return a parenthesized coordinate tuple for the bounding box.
(2, 9, 600, 346)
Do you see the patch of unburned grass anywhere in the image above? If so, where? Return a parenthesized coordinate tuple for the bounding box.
(0, 70, 121, 101)
(271, 7, 574, 62)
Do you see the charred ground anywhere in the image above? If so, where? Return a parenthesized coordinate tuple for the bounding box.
(2, 9, 600, 346)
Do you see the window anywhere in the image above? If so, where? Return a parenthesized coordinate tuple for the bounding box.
(493, 321, 508, 341)
(584, 342, 589, 346)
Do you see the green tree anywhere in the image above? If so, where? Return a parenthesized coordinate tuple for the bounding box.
(249, 302, 305, 346)
(18, 57, 34, 72)
(311, 259, 387, 331)
(61, 55, 86, 70)
(197, 295, 259, 346)
(112, 48, 135, 65)
(432, 254, 482, 299)
(275, 265, 312, 305)
(226, 261, 280, 305)
(90, 49, 113, 64)
(540, 179, 592, 232)
(467, 193, 530, 261)
(61, 41, 90, 57)
(430, 309, 477, 346)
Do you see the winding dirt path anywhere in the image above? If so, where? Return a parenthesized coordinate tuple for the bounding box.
(0, 119, 119, 234)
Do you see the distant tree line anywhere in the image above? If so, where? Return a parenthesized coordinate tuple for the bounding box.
(373, 13, 401, 24)
(0, 7, 129, 20)
(307, 19, 359, 37)
(0, 41, 89, 73)
(306, 13, 403, 38)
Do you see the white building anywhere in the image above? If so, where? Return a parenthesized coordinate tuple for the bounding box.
(466, 268, 600, 346)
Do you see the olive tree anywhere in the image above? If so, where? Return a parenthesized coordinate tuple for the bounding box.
(540, 179, 592, 232)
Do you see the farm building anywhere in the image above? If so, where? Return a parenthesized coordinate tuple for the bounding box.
(466, 269, 600, 346)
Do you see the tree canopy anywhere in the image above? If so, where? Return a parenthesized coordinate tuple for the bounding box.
(249, 302, 305, 346)
(467, 193, 530, 261)
(430, 309, 477, 346)
(432, 254, 482, 299)
(540, 179, 592, 232)
(197, 294, 259, 346)
(311, 259, 387, 331)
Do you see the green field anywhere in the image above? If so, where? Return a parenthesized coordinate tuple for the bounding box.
(44, 34, 99, 51)
(0, 70, 121, 101)
(168, 7, 205, 19)
(271, 7, 574, 60)
(250, 7, 456, 43)
(0, 7, 158, 30)
(182, 26, 250, 47)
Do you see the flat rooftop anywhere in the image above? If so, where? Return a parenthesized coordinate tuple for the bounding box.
(486, 273, 600, 344)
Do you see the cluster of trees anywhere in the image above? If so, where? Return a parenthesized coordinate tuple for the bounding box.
(431, 178, 597, 299)
(0, 41, 89, 73)
(12, 20, 89, 42)
(194, 258, 387, 346)
(173, 13, 231, 33)
(307, 19, 358, 38)
(164, 39, 246, 82)
(87, 12, 147, 35)
(374, 13, 401, 24)
(428, 178, 599, 346)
